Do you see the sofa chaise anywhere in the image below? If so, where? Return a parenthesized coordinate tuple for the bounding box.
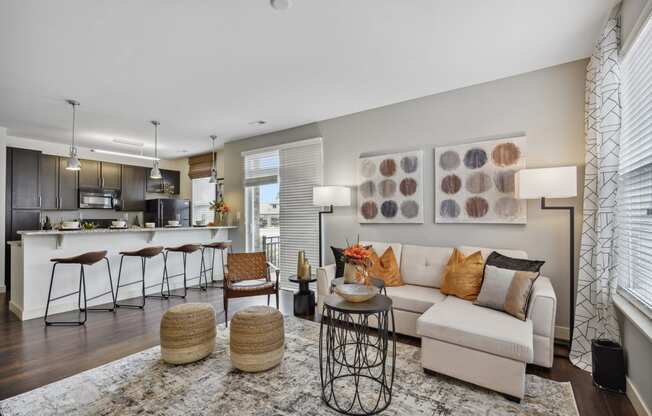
(316, 241, 557, 400)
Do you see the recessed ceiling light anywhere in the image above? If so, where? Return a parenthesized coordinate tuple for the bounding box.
(270, 0, 291, 10)
(249, 120, 267, 125)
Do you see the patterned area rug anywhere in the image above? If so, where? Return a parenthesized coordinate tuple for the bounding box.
(0, 317, 578, 415)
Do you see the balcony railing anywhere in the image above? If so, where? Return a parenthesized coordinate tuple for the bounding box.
(262, 235, 280, 268)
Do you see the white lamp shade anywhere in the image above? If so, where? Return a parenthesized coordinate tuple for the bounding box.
(313, 186, 351, 207)
(515, 166, 578, 199)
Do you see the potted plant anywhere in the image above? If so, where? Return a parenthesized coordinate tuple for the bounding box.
(209, 197, 230, 226)
(342, 241, 372, 284)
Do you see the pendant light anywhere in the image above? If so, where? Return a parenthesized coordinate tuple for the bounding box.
(209, 134, 218, 184)
(150, 120, 162, 179)
(65, 99, 81, 171)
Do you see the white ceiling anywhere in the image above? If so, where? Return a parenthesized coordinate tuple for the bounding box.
(0, 0, 615, 159)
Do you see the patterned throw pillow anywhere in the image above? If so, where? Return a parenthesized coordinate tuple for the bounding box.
(484, 251, 545, 273)
(440, 248, 485, 301)
(368, 247, 403, 287)
(475, 265, 539, 320)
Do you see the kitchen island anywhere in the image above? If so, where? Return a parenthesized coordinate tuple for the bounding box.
(8, 226, 237, 321)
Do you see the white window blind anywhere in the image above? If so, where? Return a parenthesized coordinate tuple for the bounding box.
(244, 150, 279, 187)
(617, 14, 652, 315)
(279, 140, 323, 289)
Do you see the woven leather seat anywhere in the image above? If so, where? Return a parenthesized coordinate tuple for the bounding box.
(51, 250, 107, 265)
(166, 244, 201, 253)
(202, 241, 232, 250)
(119, 246, 164, 258)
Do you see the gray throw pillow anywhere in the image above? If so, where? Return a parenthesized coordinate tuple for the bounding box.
(474, 265, 539, 320)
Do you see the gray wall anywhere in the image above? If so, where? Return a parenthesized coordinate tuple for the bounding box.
(224, 59, 587, 334)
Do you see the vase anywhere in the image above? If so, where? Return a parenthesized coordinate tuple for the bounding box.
(343, 262, 368, 284)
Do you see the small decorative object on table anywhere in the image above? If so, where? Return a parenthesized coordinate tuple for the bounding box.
(210, 197, 230, 226)
(342, 240, 372, 284)
(334, 283, 377, 303)
(296, 250, 312, 279)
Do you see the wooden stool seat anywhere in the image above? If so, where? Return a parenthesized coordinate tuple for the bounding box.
(50, 250, 108, 265)
(166, 244, 201, 254)
(160, 303, 216, 364)
(202, 241, 232, 250)
(119, 246, 164, 258)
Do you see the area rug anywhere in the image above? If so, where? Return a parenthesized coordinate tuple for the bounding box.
(0, 317, 578, 416)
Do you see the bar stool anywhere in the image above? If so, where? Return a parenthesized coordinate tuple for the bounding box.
(114, 246, 165, 309)
(160, 244, 202, 298)
(200, 241, 232, 289)
(44, 250, 115, 326)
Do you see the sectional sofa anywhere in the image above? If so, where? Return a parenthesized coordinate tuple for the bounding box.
(316, 241, 557, 400)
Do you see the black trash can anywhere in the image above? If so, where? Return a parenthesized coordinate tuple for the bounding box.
(591, 338, 626, 393)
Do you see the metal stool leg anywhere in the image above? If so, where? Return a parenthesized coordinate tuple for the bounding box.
(84, 259, 116, 313)
(161, 251, 186, 299)
(146, 252, 170, 300)
(188, 249, 207, 292)
(44, 263, 87, 326)
(116, 255, 147, 308)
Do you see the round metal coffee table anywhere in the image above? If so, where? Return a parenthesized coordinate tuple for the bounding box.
(319, 294, 396, 415)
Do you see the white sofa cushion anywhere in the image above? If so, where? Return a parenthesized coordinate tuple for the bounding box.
(361, 241, 403, 264)
(400, 245, 452, 288)
(385, 284, 446, 314)
(417, 296, 534, 362)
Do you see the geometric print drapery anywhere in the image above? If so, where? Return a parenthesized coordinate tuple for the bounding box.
(569, 8, 622, 372)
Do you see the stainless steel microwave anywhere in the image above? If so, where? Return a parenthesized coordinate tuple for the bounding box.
(79, 191, 117, 209)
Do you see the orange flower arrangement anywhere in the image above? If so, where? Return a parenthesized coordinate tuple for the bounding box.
(343, 244, 372, 265)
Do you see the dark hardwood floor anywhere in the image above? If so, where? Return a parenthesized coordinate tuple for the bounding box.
(0, 290, 636, 416)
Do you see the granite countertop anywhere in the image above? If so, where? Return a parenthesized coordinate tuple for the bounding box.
(18, 225, 238, 236)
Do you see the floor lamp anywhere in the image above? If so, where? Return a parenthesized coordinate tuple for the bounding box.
(313, 186, 351, 267)
(515, 166, 578, 347)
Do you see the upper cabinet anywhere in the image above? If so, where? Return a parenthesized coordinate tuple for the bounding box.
(101, 162, 121, 189)
(146, 168, 180, 195)
(58, 157, 79, 209)
(79, 159, 101, 189)
(38, 154, 79, 210)
(78, 160, 121, 190)
(11, 148, 41, 209)
(121, 165, 147, 211)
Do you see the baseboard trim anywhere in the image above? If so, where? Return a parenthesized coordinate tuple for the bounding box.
(555, 325, 570, 341)
(627, 377, 652, 416)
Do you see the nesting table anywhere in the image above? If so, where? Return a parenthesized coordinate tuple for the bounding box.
(288, 275, 317, 316)
(319, 293, 396, 415)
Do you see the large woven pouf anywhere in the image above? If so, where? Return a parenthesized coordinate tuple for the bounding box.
(230, 305, 284, 372)
(160, 303, 216, 365)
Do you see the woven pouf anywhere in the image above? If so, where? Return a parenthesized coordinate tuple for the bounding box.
(160, 303, 216, 365)
(230, 305, 285, 372)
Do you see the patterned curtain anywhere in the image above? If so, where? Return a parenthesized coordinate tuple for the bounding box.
(570, 8, 622, 372)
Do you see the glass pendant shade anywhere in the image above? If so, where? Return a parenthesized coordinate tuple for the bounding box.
(65, 99, 81, 171)
(150, 160, 162, 179)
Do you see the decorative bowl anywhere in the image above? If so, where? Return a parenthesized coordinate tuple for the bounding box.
(111, 220, 127, 228)
(167, 220, 180, 227)
(62, 221, 80, 229)
(334, 284, 377, 303)
(145, 222, 156, 229)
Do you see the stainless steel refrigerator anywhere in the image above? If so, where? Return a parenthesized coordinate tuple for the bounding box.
(144, 199, 190, 227)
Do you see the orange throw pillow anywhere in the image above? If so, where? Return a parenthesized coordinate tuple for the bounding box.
(368, 247, 403, 287)
(440, 248, 484, 301)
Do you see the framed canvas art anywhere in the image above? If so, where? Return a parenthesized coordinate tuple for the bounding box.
(357, 150, 424, 223)
(435, 136, 527, 224)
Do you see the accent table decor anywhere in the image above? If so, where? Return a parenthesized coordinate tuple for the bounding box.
(320, 294, 396, 415)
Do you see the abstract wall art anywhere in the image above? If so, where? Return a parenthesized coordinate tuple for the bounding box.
(435, 136, 527, 224)
(357, 150, 424, 223)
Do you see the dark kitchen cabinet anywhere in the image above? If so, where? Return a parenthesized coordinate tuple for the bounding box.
(58, 157, 79, 209)
(101, 162, 121, 189)
(39, 154, 59, 209)
(121, 165, 147, 211)
(9, 210, 41, 241)
(146, 168, 180, 195)
(11, 148, 41, 209)
(79, 159, 101, 189)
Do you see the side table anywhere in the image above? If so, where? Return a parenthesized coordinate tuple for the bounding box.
(288, 275, 316, 316)
(319, 294, 396, 415)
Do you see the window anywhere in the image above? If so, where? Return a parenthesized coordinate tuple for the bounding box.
(191, 177, 217, 224)
(617, 14, 652, 316)
(244, 139, 323, 289)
